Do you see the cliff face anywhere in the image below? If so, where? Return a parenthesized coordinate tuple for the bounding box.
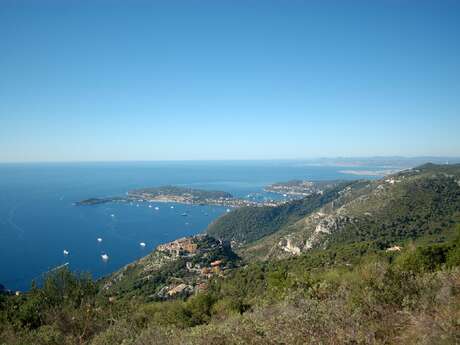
(100, 234, 240, 300)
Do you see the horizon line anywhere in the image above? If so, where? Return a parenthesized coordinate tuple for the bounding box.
(0, 155, 459, 165)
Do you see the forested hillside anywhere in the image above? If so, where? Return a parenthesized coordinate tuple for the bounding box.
(206, 181, 357, 245)
(240, 163, 460, 260)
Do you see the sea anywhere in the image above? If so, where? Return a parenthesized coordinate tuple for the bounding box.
(0, 160, 385, 291)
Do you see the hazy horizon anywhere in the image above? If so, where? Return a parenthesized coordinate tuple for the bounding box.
(1, 156, 459, 165)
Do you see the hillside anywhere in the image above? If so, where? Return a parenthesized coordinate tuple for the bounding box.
(2, 226, 459, 345)
(206, 181, 358, 246)
(240, 163, 460, 260)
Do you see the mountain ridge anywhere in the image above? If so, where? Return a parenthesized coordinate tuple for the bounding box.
(237, 163, 460, 260)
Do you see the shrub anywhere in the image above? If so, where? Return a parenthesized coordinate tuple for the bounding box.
(396, 244, 450, 273)
(185, 293, 217, 326)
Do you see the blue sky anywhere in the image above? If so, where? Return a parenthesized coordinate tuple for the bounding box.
(1, 0, 459, 162)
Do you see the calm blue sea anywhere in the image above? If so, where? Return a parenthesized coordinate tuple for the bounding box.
(0, 161, 378, 291)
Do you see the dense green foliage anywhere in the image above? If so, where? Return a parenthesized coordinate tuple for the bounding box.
(331, 174, 460, 246)
(207, 181, 354, 244)
(1, 227, 460, 345)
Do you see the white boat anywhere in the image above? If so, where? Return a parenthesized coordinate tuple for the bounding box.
(110, 214, 115, 217)
(139, 242, 146, 247)
(97, 238, 102, 243)
(154, 206, 160, 211)
(148, 205, 152, 208)
(170, 205, 174, 209)
(226, 208, 231, 212)
(101, 253, 109, 261)
(63, 249, 69, 256)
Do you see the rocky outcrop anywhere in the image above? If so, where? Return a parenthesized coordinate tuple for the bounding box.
(278, 237, 301, 255)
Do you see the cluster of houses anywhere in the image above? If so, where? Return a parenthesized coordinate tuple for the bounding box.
(156, 236, 199, 257)
(162, 259, 226, 298)
(186, 259, 224, 277)
(154, 235, 230, 298)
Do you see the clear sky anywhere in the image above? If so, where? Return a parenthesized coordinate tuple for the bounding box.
(1, 0, 459, 162)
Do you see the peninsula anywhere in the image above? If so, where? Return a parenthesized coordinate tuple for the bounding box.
(75, 185, 279, 208)
(128, 185, 232, 204)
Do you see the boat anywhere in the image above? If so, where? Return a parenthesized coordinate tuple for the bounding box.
(63, 249, 69, 256)
(181, 212, 187, 216)
(101, 253, 109, 261)
(139, 242, 146, 247)
(154, 206, 160, 211)
(170, 205, 174, 209)
(148, 205, 152, 208)
(110, 214, 115, 217)
(97, 238, 102, 243)
(226, 208, 231, 212)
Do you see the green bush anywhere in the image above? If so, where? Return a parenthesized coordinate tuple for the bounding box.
(133, 301, 190, 328)
(185, 293, 217, 326)
(395, 245, 450, 273)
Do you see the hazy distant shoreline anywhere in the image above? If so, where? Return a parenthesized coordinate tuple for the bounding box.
(339, 169, 401, 176)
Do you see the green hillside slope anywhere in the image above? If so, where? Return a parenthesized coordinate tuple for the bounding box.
(206, 181, 357, 246)
(240, 163, 460, 260)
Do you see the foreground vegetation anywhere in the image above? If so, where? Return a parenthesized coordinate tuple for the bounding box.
(1, 225, 460, 345)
